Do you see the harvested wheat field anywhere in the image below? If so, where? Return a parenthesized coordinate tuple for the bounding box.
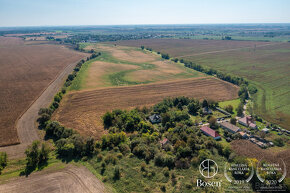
(231, 140, 290, 177)
(0, 37, 88, 146)
(53, 77, 239, 138)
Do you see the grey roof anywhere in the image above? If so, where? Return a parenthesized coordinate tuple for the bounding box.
(220, 122, 240, 133)
(149, 114, 161, 122)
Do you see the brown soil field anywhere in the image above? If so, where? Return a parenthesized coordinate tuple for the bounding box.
(53, 77, 239, 139)
(0, 165, 107, 193)
(231, 140, 290, 177)
(109, 39, 277, 57)
(0, 37, 88, 147)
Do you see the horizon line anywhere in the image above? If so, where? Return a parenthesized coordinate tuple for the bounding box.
(1, 22, 290, 28)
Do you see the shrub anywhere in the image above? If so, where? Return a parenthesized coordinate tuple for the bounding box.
(160, 185, 166, 192)
(230, 117, 237, 125)
(102, 176, 108, 182)
(0, 152, 7, 174)
(161, 53, 170, 59)
(154, 153, 175, 169)
(102, 112, 113, 128)
(162, 167, 170, 177)
(97, 154, 103, 162)
(141, 162, 147, 172)
(113, 166, 120, 180)
(104, 154, 117, 165)
(225, 105, 234, 114)
(175, 158, 190, 169)
(119, 143, 130, 155)
(54, 95, 61, 103)
(191, 157, 199, 167)
(273, 138, 285, 147)
(116, 153, 123, 159)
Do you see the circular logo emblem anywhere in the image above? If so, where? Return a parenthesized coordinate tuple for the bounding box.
(199, 159, 218, 178)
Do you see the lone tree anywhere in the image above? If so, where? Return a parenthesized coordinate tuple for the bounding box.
(225, 105, 234, 114)
(202, 99, 209, 108)
(230, 117, 237, 125)
(236, 104, 243, 117)
(209, 116, 218, 129)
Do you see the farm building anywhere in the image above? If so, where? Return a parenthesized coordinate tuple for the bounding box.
(220, 122, 241, 133)
(200, 126, 221, 140)
(149, 114, 161, 124)
(238, 116, 257, 129)
(239, 131, 249, 139)
(202, 107, 212, 115)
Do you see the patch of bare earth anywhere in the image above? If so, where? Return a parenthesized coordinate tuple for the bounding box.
(0, 165, 107, 193)
(53, 77, 239, 139)
(231, 140, 290, 177)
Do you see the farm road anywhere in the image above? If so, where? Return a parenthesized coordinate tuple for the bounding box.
(0, 165, 107, 193)
(178, 42, 282, 58)
(0, 58, 85, 159)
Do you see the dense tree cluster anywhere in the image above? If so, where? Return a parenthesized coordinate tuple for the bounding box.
(24, 141, 50, 175)
(99, 97, 231, 171)
(65, 33, 155, 45)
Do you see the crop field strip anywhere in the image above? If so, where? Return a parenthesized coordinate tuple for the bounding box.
(53, 77, 239, 138)
(110, 39, 290, 130)
(0, 37, 88, 146)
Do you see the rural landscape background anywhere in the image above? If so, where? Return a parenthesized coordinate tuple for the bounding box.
(0, 0, 290, 192)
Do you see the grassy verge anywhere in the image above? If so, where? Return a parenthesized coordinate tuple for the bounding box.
(219, 99, 240, 117)
(69, 57, 100, 91)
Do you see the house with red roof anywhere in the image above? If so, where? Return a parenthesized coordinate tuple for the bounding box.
(159, 138, 170, 147)
(200, 126, 221, 140)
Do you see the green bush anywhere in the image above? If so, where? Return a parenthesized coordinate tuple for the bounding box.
(0, 152, 7, 174)
(113, 166, 121, 180)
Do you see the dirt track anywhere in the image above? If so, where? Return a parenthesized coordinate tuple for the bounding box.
(0, 58, 87, 158)
(0, 165, 107, 193)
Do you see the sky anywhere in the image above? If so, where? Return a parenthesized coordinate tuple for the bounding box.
(0, 0, 289, 27)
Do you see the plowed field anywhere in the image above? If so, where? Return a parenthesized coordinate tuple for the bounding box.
(53, 77, 239, 138)
(0, 37, 88, 146)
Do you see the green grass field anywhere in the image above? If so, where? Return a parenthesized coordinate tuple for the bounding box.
(185, 43, 290, 129)
(219, 99, 240, 116)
